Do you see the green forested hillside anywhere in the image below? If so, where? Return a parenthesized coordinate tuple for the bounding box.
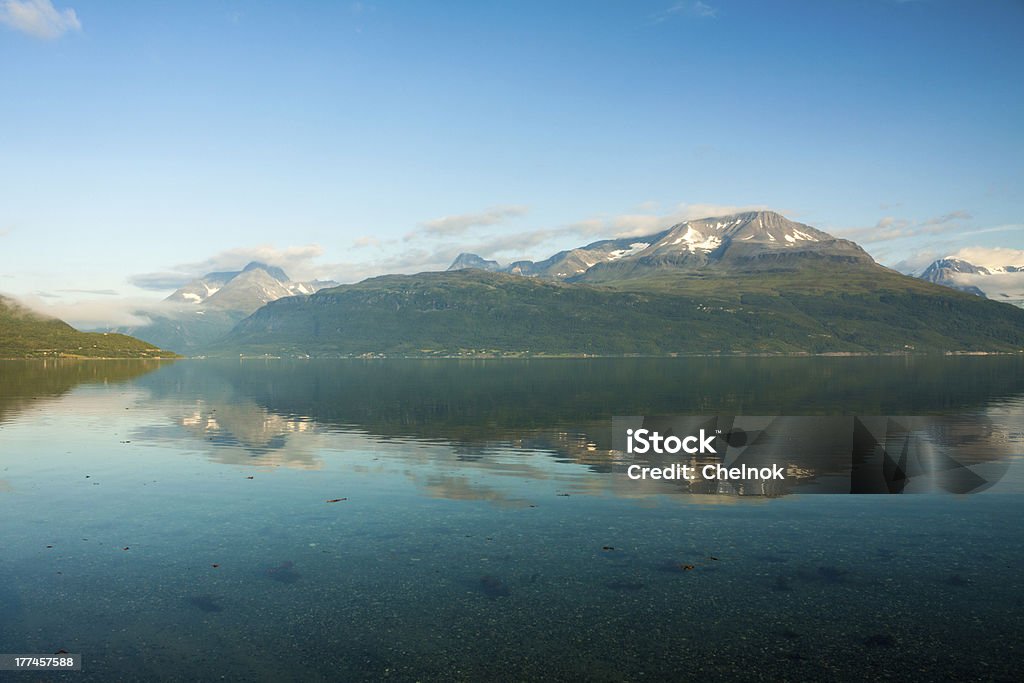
(207, 266, 1024, 357)
(0, 295, 178, 359)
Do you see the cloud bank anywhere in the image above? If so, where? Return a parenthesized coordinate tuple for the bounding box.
(948, 246, 1024, 269)
(14, 293, 157, 329)
(655, 1, 718, 22)
(569, 202, 772, 239)
(0, 0, 80, 39)
(837, 210, 973, 244)
(407, 205, 529, 240)
(129, 244, 331, 291)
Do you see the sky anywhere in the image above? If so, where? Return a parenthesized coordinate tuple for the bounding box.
(1, 0, 1022, 326)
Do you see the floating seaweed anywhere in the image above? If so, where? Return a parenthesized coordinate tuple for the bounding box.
(265, 560, 301, 583)
(478, 575, 510, 598)
(185, 594, 223, 613)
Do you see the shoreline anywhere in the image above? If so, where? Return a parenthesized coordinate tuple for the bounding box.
(3, 350, 1021, 361)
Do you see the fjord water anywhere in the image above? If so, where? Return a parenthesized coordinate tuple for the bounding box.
(1, 358, 1022, 681)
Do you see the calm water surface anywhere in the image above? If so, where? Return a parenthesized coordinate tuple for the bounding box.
(1, 358, 1022, 681)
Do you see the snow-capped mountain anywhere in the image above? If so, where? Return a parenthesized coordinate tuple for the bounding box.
(919, 257, 1024, 307)
(109, 262, 338, 354)
(449, 211, 872, 282)
(166, 262, 337, 311)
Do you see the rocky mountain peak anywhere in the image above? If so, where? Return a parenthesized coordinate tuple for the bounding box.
(242, 262, 290, 282)
(447, 253, 501, 272)
(448, 210, 872, 283)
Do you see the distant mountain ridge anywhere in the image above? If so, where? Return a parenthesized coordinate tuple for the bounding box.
(112, 262, 338, 354)
(205, 211, 1024, 357)
(449, 211, 872, 283)
(919, 256, 1024, 307)
(166, 261, 337, 310)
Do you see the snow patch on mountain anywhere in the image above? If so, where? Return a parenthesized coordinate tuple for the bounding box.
(165, 262, 339, 312)
(447, 211, 870, 282)
(607, 242, 650, 260)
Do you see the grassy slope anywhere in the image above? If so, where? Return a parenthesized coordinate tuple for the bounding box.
(209, 266, 1024, 356)
(0, 296, 179, 359)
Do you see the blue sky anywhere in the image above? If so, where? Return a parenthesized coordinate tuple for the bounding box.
(1, 0, 1022, 325)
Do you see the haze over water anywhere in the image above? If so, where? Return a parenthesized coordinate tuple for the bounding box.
(1, 357, 1022, 681)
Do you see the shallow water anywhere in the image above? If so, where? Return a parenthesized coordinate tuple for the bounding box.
(1, 358, 1022, 681)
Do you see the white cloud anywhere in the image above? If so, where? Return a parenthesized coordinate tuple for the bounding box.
(890, 249, 946, 274)
(56, 288, 119, 296)
(15, 293, 157, 329)
(129, 244, 335, 292)
(128, 272, 194, 291)
(0, 0, 81, 39)
(891, 244, 1024, 276)
(958, 272, 1024, 303)
(178, 244, 327, 279)
(571, 202, 773, 238)
(923, 210, 972, 227)
(409, 205, 529, 240)
(835, 210, 973, 244)
(948, 246, 1024, 269)
(958, 223, 1024, 239)
(941, 255, 1024, 303)
(352, 236, 382, 249)
(655, 1, 718, 22)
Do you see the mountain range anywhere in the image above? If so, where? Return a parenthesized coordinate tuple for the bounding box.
(918, 257, 1024, 307)
(448, 211, 871, 282)
(111, 262, 338, 353)
(7, 211, 1023, 358)
(164, 261, 336, 310)
(207, 211, 1024, 357)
